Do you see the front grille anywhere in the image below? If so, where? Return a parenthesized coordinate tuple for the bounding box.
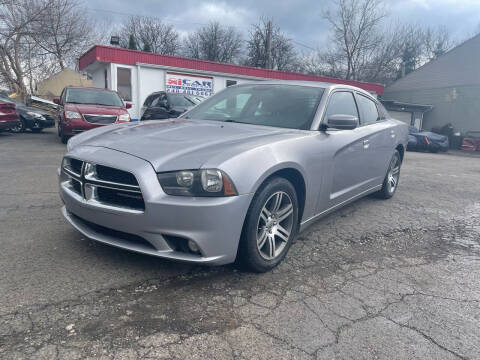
(96, 165, 138, 186)
(83, 114, 117, 124)
(97, 187, 145, 211)
(62, 157, 144, 212)
(70, 158, 83, 175)
(71, 178, 82, 195)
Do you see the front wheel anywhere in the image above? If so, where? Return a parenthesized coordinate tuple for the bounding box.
(376, 150, 402, 199)
(237, 177, 298, 272)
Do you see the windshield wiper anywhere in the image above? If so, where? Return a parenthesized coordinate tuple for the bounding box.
(223, 119, 248, 124)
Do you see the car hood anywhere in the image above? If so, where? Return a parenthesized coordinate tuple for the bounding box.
(65, 103, 127, 115)
(71, 119, 308, 171)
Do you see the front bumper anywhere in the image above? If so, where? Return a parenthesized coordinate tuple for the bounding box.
(59, 147, 253, 265)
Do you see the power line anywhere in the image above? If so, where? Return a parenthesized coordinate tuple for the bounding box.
(87, 7, 318, 52)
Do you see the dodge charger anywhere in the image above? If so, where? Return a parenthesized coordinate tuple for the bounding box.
(59, 82, 407, 272)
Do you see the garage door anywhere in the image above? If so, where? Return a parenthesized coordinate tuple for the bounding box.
(389, 111, 412, 126)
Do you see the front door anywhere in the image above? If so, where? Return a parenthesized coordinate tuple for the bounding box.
(319, 91, 372, 210)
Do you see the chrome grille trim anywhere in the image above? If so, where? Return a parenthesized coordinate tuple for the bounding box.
(83, 114, 117, 124)
(61, 157, 144, 213)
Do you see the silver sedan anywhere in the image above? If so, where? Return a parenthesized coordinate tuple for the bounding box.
(59, 82, 407, 272)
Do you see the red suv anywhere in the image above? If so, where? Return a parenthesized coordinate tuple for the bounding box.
(55, 87, 132, 144)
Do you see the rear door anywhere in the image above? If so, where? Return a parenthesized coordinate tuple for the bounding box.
(354, 93, 392, 185)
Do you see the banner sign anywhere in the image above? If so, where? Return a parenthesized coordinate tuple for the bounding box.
(166, 73, 213, 97)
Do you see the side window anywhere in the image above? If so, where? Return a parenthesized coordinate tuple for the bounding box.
(143, 95, 154, 107)
(150, 94, 167, 108)
(356, 95, 379, 125)
(325, 91, 359, 119)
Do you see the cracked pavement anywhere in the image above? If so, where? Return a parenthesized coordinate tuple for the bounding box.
(1, 129, 479, 359)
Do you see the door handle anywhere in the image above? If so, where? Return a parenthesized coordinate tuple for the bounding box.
(363, 139, 370, 149)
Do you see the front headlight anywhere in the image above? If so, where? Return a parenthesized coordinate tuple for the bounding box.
(65, 111, 81, 119)
(118, 113, 131, 122)
(157, 169, 237, 197)
(26, 111, 45, 120)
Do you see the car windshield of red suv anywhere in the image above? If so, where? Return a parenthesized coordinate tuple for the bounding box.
(65, 88, 124, 107)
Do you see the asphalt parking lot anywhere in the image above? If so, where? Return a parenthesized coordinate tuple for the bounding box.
(1, 128, 479, 359)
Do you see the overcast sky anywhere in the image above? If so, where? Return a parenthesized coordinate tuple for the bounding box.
(85, 0, 480, 52)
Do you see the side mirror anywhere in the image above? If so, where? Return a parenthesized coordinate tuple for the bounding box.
(53, 98, 60, 105)
(326, 114, 358, 130)
(125, 102, 132, 109)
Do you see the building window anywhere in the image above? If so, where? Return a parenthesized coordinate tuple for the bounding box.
(117, 67, 132, 101)
(226, 80, 237, 87)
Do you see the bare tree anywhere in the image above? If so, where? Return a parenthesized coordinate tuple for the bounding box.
(119, 16, 180, 55)
(183, 21, 243, 63)
(423, 26, 453, 61)
(323, 0, 386, 80)
(30, 0, 94, 70)
(0, 0, 52, 98)
(244, 18, 297, 71)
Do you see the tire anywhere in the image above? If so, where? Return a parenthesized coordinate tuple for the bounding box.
(10, 118, 25, 133)
(376, 150, 402, 199)
(59, 124, 69, 144)
(237, 177, 298, 273)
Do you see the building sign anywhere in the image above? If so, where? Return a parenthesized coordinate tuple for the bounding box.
(166, 72, 213, 97)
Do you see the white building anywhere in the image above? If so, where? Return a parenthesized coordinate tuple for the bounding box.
(79, 45, 384, 121)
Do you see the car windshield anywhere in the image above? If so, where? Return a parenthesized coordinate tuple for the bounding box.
(65, 88, 124, 107)
(182, 84, 324, 130)
(167, 93, 197, 107)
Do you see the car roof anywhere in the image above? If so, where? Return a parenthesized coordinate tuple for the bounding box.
(64, 86, 117, 93)
(234, 80, 376, 98)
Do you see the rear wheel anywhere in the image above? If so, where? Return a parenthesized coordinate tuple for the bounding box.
(237, 177, 298, 272)
(10, 118, 25, 133)
(376, 150, 401, 199)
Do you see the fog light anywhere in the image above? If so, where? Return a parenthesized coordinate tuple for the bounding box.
(187, 239, 200, 254)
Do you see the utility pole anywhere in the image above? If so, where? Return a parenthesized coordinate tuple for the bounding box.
(265, 20, 272, 70)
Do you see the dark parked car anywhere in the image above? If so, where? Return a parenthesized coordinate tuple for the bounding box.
(407, 126, 449, 152)
(55, 87, 132, 144)
(140, 92, 203, 121)
(0, 96, 55, 133)
(0, 101, 20, 132)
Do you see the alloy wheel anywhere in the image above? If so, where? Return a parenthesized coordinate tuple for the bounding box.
(10, 119, 24, 133)
(256, 191, 294, 260)
(387, 153, 401, 193)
